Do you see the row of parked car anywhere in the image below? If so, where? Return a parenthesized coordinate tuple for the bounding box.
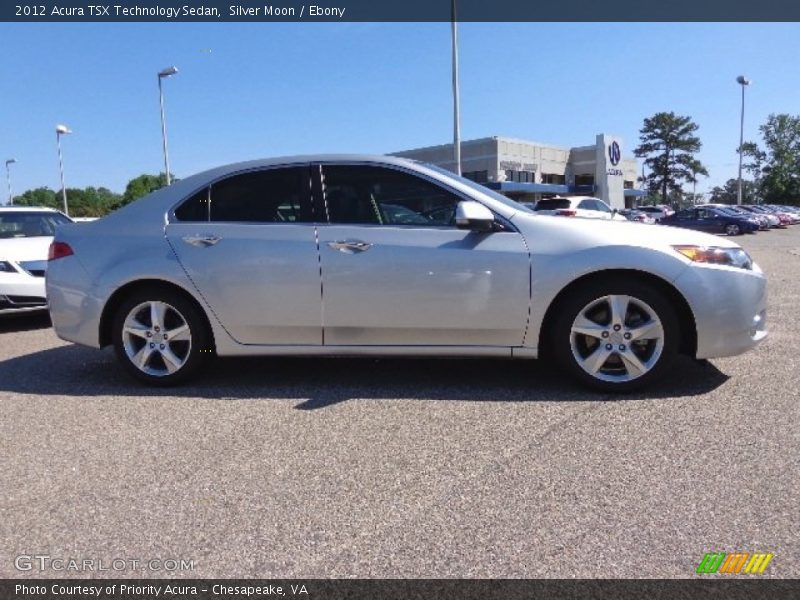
(531, 196, 800, 235)
(653, 203, 800, 235)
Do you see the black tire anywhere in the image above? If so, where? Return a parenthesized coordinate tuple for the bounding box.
(725, 223, 741, 236)
(112, 288, 211, 386)
(551, 277, 681, 393)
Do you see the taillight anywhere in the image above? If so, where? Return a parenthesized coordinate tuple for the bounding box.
(48, 241, 74, 261)
(556, 209, 577, 216)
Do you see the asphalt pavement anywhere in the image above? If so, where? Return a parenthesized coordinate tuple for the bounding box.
(0, 227, 797, 578)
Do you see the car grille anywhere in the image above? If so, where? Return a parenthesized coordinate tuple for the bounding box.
(0, 295, 47, 307)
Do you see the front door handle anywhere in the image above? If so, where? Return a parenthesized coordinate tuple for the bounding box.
(327, 240, 372, 253)
(182, 234, 221, 247)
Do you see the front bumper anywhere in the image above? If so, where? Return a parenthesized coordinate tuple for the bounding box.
(0, 273, 47, 314)
(674, 262, 768, 359)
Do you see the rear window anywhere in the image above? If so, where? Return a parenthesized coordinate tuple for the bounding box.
(534, 199, 571, 211)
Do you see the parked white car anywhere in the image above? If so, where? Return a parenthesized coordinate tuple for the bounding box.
(0, 207, 73, 314)
(533, 196, 627, 221)
(636, 205, 674, 221)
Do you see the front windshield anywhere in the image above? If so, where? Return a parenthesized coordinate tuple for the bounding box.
(0, 212, 72, 239)
(419, 162, 534, 214)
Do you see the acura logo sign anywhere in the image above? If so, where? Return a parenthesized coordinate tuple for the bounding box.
(608, 141, 621, 166)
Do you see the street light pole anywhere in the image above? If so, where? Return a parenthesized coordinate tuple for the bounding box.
(451, 0, 461, 176)
(158, 66, 179, 185)
(5, 158, 16, 205)
(736, 75, 751, 205)
(56, 125, 72, 216)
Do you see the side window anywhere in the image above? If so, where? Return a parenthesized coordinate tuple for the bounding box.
(322, 165, 463, 227)
(173, 167, 310, 223)
(577, 199, 595, 210)
(595, 201, 611, 213)
(174, 188, 209, 221)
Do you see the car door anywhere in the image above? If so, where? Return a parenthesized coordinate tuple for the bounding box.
(165, 166, 322, 345)
(315, 163, 530, 347)
(577, 199, 604, 219)
(695, 208, 722, 233)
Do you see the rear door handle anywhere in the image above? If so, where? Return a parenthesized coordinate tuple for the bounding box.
(182, 234, 221, 247)
(327, 240, 372, 253)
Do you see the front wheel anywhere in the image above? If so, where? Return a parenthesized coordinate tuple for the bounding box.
(112, 289, 211, 385)
(551, 279, 680, 392)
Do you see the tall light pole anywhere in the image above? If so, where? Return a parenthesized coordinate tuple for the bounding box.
(450, 0, 461, 176)
(5, 158, 16, 205)
(56, 124, 72, 216)
(158, 66, 179, 185)
(736, 75, 751, 205)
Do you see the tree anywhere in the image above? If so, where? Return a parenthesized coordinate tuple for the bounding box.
(635, 112, 708, 205)
(13, 187, 59, 209)
(741, 113, 800, 205)
(121, 173, 172, 207)
(12, 186, 122, 217)
(709, 178, 759, 204)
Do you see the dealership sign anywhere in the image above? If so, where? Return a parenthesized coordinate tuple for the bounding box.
(606, 140, 623, 176)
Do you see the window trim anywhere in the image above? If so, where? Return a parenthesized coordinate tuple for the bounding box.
(313, 161, 518, 233)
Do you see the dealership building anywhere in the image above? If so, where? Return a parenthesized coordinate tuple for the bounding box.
(392, 134, 645, 209)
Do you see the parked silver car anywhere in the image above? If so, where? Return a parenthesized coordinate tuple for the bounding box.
(46, 156, 768, 392)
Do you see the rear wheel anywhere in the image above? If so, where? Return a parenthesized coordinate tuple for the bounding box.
(725, 223, 741, 235)
(112, 289, 210, 385)
(551, 278, 680, 392)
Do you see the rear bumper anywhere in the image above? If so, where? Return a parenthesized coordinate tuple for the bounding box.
(674, 263, 768, 359)
(46, 256, 103, 348)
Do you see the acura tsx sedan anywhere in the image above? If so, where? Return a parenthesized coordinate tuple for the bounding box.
(46, 156, 768, 392)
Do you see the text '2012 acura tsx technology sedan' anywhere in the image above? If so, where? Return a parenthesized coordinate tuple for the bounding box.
(46, 156, 768, 392)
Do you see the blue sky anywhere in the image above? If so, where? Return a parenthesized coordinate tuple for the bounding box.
(0, 22, 798, 196)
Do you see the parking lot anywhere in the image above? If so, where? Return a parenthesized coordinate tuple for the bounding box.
(0, 227, 797, 579)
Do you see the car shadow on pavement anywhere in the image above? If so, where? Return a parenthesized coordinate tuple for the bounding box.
(0, 312, 51, 333)
(0, 344, 730, 408)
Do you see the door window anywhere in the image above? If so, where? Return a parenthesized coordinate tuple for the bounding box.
(321, 165, 462, 227)
(174, 167, 311, 223)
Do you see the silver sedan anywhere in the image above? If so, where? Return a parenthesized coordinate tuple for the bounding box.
(46, 156, 768, 392)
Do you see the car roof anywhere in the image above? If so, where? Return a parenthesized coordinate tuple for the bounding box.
(0, 206, 62, 213)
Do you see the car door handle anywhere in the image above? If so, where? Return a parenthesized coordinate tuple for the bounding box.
(182, 234, 221, 247)
(327, 240, 372, 253)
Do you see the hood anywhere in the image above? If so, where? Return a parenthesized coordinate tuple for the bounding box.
(0, 236, 53, 262)
(511, 212, 741, 253)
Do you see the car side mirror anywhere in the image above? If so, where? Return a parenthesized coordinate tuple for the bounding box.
(455, 200, 494, 232)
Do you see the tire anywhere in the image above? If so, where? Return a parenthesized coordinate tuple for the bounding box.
(551, 277, 680, 393)
(725, 223, 741, 236)
(112, 288, 211, 386)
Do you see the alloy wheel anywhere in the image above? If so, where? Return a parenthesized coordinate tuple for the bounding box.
(121, 301, 192, 377)
(569, 294, 665, 383)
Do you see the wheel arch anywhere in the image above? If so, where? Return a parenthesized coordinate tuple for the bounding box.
(99, 279, 216, 350)
(537, 269, 697, 358)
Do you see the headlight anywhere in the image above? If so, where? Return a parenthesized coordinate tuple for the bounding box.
(672, 245, 753, 270)
(0, 260, 17, 273)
